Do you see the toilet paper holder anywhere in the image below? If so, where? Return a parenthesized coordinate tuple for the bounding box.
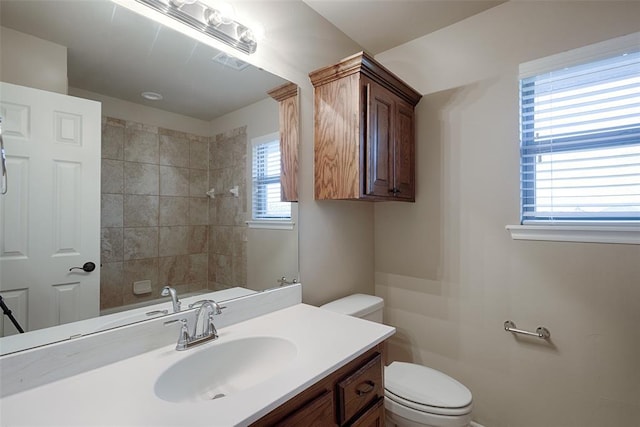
(504, 320, 550, 339)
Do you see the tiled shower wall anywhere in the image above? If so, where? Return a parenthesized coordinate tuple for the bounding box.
(100, 117, 211, 311)
(208, 126, 248, 290)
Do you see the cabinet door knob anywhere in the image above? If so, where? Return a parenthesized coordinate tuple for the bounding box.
(355, 380, 376, 396)
(388, 188, 401, 195)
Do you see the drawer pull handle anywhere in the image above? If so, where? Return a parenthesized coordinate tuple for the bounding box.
(355, 380, 375, 396)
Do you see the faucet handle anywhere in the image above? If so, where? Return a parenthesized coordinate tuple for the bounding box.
(176, 319, 189, 351)
(205, 312, 218, 339)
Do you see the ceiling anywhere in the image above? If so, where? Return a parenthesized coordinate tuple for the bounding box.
(304, 0, 506, 55)
(0, 0, 505, 121)
(0, 0, 288, 121)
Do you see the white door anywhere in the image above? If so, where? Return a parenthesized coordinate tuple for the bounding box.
(0, 82, 101, 336)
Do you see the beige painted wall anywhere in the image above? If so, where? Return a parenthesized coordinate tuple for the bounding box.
(374, 2, 640, 426)
(0, 26, 67, 94)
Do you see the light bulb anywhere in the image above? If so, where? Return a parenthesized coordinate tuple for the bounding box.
(169, 0, 197, 7)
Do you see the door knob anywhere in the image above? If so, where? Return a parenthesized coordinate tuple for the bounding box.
(69, 262, 96, 272)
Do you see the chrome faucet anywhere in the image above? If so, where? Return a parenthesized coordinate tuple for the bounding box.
(161, 286, 181, 313)
(173, 300, 223, 351)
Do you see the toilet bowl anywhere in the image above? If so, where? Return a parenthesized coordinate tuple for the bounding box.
(321, 294, 473, 427)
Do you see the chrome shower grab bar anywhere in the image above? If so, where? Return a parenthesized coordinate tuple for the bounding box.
(504, 320, 550, 339)
(0, 117, 7, 195)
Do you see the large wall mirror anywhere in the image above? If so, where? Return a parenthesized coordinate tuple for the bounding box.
(0, 0, 299, 354)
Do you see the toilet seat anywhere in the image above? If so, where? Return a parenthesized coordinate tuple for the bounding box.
(385, 362, 473, 417)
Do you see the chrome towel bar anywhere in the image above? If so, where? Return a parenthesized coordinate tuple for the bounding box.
(504, 320, 550, 339)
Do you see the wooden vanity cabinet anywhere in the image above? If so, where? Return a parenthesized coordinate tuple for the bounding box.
(309, 51, 421, 202)
(268, 82, 299, 202)
(250, 343, 385, 427)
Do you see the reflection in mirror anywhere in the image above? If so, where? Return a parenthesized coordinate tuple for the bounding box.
(0, 0, 299, 355)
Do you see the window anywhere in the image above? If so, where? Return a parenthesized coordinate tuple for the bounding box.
(519, 35, 640, 224)
(251, 133, 291, 221)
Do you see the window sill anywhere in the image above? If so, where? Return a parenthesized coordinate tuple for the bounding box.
(505, 224, 640, 245)
(246, 220, 295, 230)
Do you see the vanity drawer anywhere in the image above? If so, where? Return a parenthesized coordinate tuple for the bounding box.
(336, 352, 383, 425)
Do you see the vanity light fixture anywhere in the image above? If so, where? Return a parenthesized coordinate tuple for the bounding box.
(135, 0, 258, 54)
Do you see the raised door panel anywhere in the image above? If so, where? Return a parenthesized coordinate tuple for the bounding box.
(268, 83, 299, 203)
(314, 73, 361, 200)
(279, 94, 299, 202)
(394, 100, 415, 201)
(364, 81, 394, 199)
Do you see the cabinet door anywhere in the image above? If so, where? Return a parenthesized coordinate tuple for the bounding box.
(349, 397, 385, 427)
(393, 99, 415, 201)
(364, 80, 394, 198)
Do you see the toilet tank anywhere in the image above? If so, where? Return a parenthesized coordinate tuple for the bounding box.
(320, 294, 384, 323)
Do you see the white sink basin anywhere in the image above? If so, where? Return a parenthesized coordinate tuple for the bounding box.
(154, 336, 297, 403)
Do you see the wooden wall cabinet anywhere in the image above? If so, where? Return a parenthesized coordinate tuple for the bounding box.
(250, 344, 385, 427)
(309, 51, 422, 202)
(268, 82, 299, 202)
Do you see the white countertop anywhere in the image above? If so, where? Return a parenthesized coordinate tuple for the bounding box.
(0, 304, 395, 426)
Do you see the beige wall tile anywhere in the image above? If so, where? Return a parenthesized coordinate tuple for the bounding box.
(208, 252, 217, 283)
(99, 118, 219, 313)
(159, 196, 189, 226)
(101, 159, 124, 194)
(232, 255, 246, 287)
(210, 140, 233, 171)
(190, 139, 209, 170)
(123, 227, 158, 260)
(124, 128, 159, 164)
(159, 226, 189, 256)
(124, 162, 159, 195)
(189, 197, 208, 225)
(124, 195, 159, 227)
(101, 228, 124, 263)
(232, 226, 246, 258)
(214, 254, 232, 286)
(159, 134, 190, 167)
(101, 194, 123, 228)
(189, 169, 208, 198)
(188, 225, 209, 254)
(188, 253, 208, 283)
(102, 123, 124, 160)
(160, 165, 189, 196)
(122, 258, 159, 305)
(100, 262, 123, 310)
(189, 281, 207, 293)
(210, 226, 232, 255)
(159, 255, 190, 286)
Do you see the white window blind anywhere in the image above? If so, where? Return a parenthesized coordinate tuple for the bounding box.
(252, 136, 291, 220)
(519, 36, 640, 223)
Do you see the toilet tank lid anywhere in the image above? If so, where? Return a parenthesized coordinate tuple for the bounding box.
(320, 294, 384, 317)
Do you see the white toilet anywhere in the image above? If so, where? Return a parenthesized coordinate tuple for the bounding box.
(321, 294, 473, 427)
